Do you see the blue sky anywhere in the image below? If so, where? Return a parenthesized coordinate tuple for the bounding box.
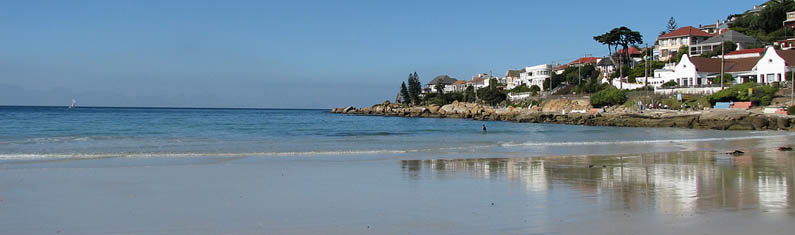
(0, 0, 765, 108)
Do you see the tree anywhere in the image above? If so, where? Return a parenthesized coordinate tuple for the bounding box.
(594, 27, 643, 83)
(463, 85, 476, 102)
(673, 45, 689, 63)
(529, 85, 541, 96)
(477, 78, 506, 106)
(399, 82, 411, 104)
(666, 17, 678, 33)
(434, 83, 445, 95)
(407, 72, 422, 105)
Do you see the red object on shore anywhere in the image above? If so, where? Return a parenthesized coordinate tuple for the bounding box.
(729, 102, 752, 110)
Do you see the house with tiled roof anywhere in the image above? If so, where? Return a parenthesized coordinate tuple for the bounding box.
(667, 54, 760, 86)
(425, 75, 458, 93)
(655, 26, 714, 61)
(755, 46, 795, 85)
(724, 48, 766, 59)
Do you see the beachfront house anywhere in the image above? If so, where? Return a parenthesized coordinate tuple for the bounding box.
(505, 69, 524, 89)
(451, 80, 468, 92)
(665, 54, 759, 86)
(655, 26, 713, 61)
(425, 75, 458, 93)
(519, 64, 553, 91)
(596, 57, 616, 78)
(754, 46, 795, 84)
(689, 30, 759, 57)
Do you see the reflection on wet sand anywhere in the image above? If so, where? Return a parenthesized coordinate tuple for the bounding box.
(401, 150, 794, 214)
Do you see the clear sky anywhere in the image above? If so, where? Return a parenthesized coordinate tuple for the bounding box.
(0, 0, 766, 108)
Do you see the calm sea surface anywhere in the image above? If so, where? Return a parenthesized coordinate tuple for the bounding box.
(1, 106, 795, 234)
(0, 106, 792, 162)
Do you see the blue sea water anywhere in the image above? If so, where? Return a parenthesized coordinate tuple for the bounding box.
(0, 106, 791, 162)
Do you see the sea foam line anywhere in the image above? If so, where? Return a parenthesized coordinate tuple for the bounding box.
(0, 149, 412, 160)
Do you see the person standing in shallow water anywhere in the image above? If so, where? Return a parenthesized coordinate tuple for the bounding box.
(482, 124, 487, 133)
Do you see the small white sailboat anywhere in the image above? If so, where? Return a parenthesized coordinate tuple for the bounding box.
(68, 99, 77, 109)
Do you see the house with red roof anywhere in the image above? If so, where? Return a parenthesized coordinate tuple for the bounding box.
(723, 48, 766, 59)
(556, 57, 599, 71)
(654, 26, 714, 61)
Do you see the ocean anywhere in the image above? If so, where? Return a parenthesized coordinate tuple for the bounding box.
(2, 106, 794, 234)
(1, 106, 791, 162)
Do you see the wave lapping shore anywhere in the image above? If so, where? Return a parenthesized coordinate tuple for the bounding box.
(332, 101, 795, 131)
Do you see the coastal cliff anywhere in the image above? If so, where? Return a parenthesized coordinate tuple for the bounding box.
(332, 101, 795, 131)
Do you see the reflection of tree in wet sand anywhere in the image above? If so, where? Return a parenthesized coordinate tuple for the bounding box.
(400, 151, 794, 214)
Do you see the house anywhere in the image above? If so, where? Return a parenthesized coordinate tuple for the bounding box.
(698, 20, 727, 34)
(754, 46, 795, 84)
(451, 80, 468, 92)
(425, 75, 457, 93)
(505, 69, 525, 89)
(596, 57, 616, 77)
(668, 54, 759, 86)
(723, 48, 766, 59)
(519, 64, 553, 91)
(557, 57, 599, 71)
(784, 11, 795, 30)
(689, 30, 759, 57)
(775, 38, 795, 50)
(655, 26, 714, 61)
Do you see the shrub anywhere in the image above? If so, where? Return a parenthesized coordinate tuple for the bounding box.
(591, 87, 628, 108)
(789, 105, 795, 115)
(662, 81, 677, 87)
(707, 83, 779, 106)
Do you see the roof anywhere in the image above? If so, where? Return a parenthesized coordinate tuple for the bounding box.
(698, 30, 759, 45)
(597, 57, 614, 66)
(567, 57, 599, 65)
(658, 26, 714, 39)
(452, 80, 467, 85)
(726, 48, 765, 55)
(506, 69, 524, 77)
(688, 56, 759, 73)
(469, 76, 486, 83)
(775, 49, 795, 66)
(616, 47, 642, 55)
(427, 75, 457, 86)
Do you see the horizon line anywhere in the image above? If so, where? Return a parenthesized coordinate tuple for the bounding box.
(0, 105, 330, 111)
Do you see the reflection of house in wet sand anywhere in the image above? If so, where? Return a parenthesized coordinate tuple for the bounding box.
(400, 151, 794, 213)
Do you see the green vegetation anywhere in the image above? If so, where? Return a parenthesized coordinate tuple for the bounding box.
(593, 27, 644, 77)
(665, 17, 678, 35)
(434, 83, 445, 95)
(672, 45, 689, 63)
(711, 73, 733, 86)
(707, 83, 779, 106)
(700, 41, 737, 58)
(662, 81, 678, 87)
(529, 85, 541, 96)
(399, 82, 410, 104)
(505, 84, 531, 93)
(789, 105, 795, 115)
(730, 0, 795, 43)
(463, 85, 476, 102)
(591, 87, 628, 108)
(477, 78, 507, 106)
(407, 72, 422, 105)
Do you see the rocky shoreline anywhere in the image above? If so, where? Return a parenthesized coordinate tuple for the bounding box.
(332, 101, 795, 131)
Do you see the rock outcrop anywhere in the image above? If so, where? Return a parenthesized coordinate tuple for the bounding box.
(332, 101, 795, 131)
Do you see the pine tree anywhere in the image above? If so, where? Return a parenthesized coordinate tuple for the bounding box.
(407, 72, 422, 105)
(666, 17, 678, 33)
(399, 82, 411, 104)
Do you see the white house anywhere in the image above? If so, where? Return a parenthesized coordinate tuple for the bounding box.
(754, 46, 795, 84)
(519, 64, 553, 90)
(656, 54, 759, 87)
(504, 69, 524, 89)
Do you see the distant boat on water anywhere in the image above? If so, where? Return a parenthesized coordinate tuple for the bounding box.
(68, 99, 77, 109)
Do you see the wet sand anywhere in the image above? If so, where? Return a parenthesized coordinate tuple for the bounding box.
(1, 142, 794, 234)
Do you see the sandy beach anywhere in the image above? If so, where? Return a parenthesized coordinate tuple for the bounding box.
(1, 134, 793, 234)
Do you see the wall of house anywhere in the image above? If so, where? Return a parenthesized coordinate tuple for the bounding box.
(672, 55, 703, 86)
(755, 47, 789, 84)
